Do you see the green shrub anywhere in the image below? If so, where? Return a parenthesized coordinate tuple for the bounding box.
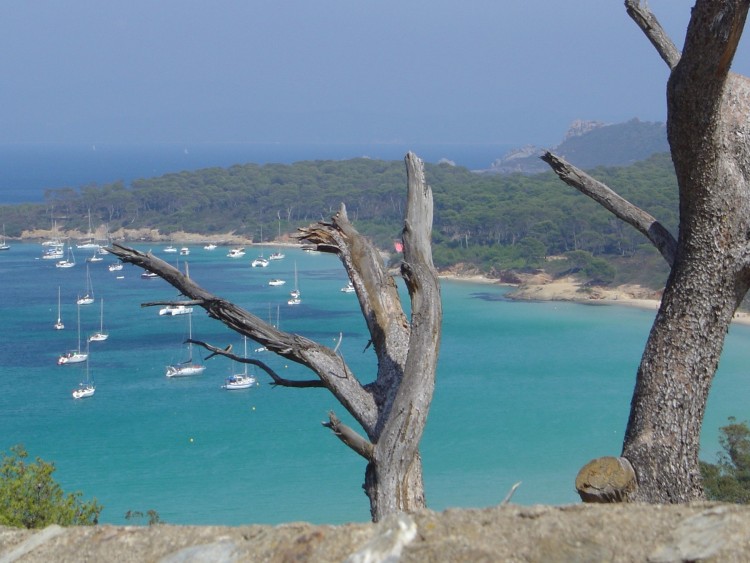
(0, 445, 102, 528)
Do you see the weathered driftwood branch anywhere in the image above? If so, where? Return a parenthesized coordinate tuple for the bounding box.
(188, 338, 324, 387)
(625, 0, 681, 70)
(106, 243, 375, 420)
(541, 152, 677, 267)
(297, 204, 410, 414)
(108, 152, 441, 521)
(323, 411, 375, 461)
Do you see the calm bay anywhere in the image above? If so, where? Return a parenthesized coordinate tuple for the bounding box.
(1, 242, 748, 525)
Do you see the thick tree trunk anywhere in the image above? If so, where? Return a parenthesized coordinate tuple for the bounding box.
(549, 0, 750, 504)
(622, 1, 750, 502)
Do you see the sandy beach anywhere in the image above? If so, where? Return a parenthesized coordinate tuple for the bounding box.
(439, 270, 750, 325)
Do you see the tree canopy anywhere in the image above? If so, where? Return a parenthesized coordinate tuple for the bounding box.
(0, 445, 102, 529)
(0, 153, 677, 288)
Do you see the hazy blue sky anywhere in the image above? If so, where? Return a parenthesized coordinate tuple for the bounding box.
(2, 1, 748, 147)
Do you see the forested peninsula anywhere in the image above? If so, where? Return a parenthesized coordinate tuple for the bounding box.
(0, 151, 677, 294)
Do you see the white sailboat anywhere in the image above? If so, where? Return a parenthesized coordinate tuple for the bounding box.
(0, 224, 9, 251)
(42, 245, 64, 260)
(288, 262, 301, 305)
(76, 210, 100, 249)
(58, 304, 88, 365)
(166, 313, 205, 377)
(251, 256, 269, 267)
(72, 344, 95, 399)
(55, 245, 76, 268)
(88, 298, 108, 342)
(54, 286, 65, 330)
(158, 304, 193, 316)
(222, 337, 256, 390)
(76, 265, 95, 305)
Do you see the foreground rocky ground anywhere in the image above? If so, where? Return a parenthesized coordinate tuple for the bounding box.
(2, 503, 749, 562)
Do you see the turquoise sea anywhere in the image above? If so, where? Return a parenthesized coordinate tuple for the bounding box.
(1, 242, 749, 526)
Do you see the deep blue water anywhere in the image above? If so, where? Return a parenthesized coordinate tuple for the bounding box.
(1, 243, 748, 525)
(0, 143, 511, 204)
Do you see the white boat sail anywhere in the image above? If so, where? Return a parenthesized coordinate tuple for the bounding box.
(72, 344, 95, 399)
(58, 304, 88, 365)
(166, 313, 205, 377)
(288, 262, 301, 305)
(54, 286, 65, 330)
(76, 265, 95, 305)
(89, 298, 109, 342)
(222, 337, 256, 390)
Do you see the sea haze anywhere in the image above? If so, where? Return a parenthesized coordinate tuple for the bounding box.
(0, 142, 513, 204)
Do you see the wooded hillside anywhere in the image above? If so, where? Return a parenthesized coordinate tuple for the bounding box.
(0, 153, 677, 288)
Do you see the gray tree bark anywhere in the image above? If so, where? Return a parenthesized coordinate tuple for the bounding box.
(107, 152, 441, 521)
(544, 0, 750, 503)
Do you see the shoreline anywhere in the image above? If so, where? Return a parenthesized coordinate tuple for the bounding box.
(439, 271, 750, 326)
(14, 229, 750, 325)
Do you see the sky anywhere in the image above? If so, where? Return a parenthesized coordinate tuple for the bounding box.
(1, 1, 748, 148)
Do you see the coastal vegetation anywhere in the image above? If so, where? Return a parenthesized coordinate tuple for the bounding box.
(0, 152, 676, 290)
(0, 445, 101, 528)
(701, 418, 750, 504)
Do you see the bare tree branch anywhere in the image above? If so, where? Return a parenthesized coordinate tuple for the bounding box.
(188, 338, 324, 387)
(323, 411, 375, 461)
(297, 206, 410, 385)
(541, 152, 677, 267)
(625, 0, 681, 70)
(141, 299, 204, 308)
(106, 243, 376, 423)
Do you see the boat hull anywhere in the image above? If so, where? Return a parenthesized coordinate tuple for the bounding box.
(166, 364, 205, 377)
(58, 352, 88, 365)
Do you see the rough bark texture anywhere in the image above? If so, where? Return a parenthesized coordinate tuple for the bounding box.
(544, 1, 750, 503)
(107, 152, 441, 522)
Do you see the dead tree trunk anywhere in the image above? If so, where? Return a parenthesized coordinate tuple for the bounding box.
(543, 0, 750, 503)
(107, 152, 441, 521)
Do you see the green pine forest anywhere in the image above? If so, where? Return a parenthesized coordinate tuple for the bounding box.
(0, 153, 677, 290)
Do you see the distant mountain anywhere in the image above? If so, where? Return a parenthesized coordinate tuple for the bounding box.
(484, 118, 669, 174)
